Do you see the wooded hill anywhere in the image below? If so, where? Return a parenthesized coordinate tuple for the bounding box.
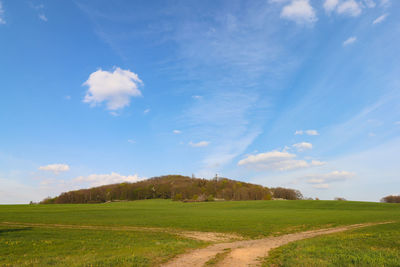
(40, 175, 303, 204)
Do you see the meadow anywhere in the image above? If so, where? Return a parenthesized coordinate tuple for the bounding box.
(1, 199, 400, 266)
(263, 222, 400, 267)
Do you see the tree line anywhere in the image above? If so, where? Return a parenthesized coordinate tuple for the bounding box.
(40, 175, 303, 204)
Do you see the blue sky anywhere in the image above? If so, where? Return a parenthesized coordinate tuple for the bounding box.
(1, 0, 399, 203)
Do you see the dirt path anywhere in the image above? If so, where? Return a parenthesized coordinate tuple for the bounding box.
(0, 221, 241, 242)
(163, 222, 392, 267)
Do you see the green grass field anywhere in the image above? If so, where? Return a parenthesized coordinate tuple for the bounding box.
(0, 226, 202, 267)
(1, 199, 400, 266)
(263, 222, 400, 267)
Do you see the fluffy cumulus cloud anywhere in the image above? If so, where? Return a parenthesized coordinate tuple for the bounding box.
(293, 142, 313, 151)
(73, 172, 142, 187)
(189, 141, 210, 147)
(295, 129, 319, 136)
(39, 164, 70, 174)
(83, 67, 143, 111)
(343, 36, 357, 46)
(373, 13, 388, 24)
(238, 150, 325, 171)
(173, 130, 182, 134)
(306, 170, 355, 189)
(337, 0, 362, 16)
(324, 0, 339, 12)
(280, 0, 317, 24)
(324, 0, 364, 17)
(0, 1, 6, 24)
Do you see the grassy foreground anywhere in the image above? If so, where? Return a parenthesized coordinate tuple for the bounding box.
(263, 222, 400, 267)
(1, 199, 400, 266)
(0, 226, 203, 267)
(1, 199, 400, 237)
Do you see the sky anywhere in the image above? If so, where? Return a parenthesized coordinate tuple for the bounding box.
(1, 0, 399, 204)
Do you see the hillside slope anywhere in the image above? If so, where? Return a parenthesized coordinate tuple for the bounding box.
(41, 175, 302, 204)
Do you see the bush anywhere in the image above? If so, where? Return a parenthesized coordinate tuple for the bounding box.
(206, 195, 214, 202)
(381, 195, 400, 203)
(173, 193, 183, 201)
(263, 194, 272, 200)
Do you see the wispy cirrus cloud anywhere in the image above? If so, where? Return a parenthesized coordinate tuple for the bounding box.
(238, 150, 324, 171)
(29, 3, 48, 22)
(39, 164, 70, 174)
(343, 36, 357, 46)
(73, 172, 142, 187)
(189, 141, 210, 147)
(373, 13, 388, 24)
(306, 171, 355, 189)
(0, 1, 6, 24)
(295, 129, 319, 136)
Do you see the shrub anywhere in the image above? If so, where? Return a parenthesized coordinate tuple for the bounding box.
(173, 193, 183, 201)
(206, 195, 214, 202)
(381, 195, 400, 203)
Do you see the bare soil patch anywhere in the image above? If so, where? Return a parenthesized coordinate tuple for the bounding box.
(163, 222, 393, 267)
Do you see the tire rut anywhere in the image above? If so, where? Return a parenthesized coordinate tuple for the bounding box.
(162, 222, 393, 267)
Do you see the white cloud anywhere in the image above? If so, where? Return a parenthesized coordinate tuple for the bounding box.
(343, 36, 357, 46)
(280, 0, 317, 24)
(238, 150, 324, 171)
(337, 0, 362, 17)
(311, 160, 326, 166)
(73, 172, 142, 187)
(324, 0, 339, 12)
(128, 139, 136, 144)
(306, 171, 355, 186)
(380, 0, 390, 7)
(143, 108, 150, 114)
(373, 14, 388, 24)
(173, 130, 182, 134)
(189, 141, 210, 147)
(395, 121, 400, 125)
(363, 0, 376, 8)
(325, 0, 369, 17)
(29, 3, 48, 22)
(0, 1, 6, 24)
(83, 67, 143, 111)
(293, 142, 313, 151)
(295, 129, 319, 135)
(192, 95, 203, 100)
(313, 183, 330, 189)
(39, 164, 70, 174)
(38, 14, 48, 22)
